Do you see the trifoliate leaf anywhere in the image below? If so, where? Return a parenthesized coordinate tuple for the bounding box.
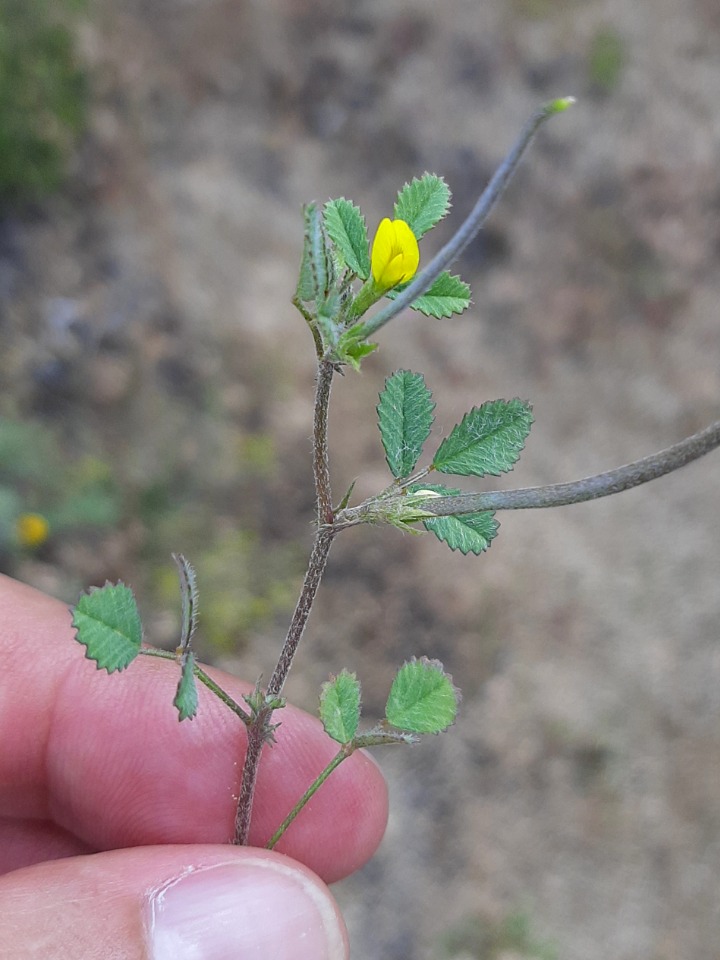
(72, 582, 143, 673)
(394, 173, 451, 239)
(320, 669, 362, 743)
(385, 657, 459, 734)
(323, 198, 371, 279)
(173, 651, 199, 721)
(296, 203, 333, 304)
(432, 398, 533, 477)
(408, 483, 498, 554)
(377, 370, 435, 478)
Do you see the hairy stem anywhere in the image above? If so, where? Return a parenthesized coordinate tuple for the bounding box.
(267, 526, 336, 698)
(355, 100, 571, 341)
(234, 719, 267, 845)
(313, 359, 335, 525)
(234, 360, 337, 843)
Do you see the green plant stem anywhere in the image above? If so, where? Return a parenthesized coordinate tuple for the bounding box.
(293, 294, 324, 359)
(354, 100, 570, 341)
(266, 745, 350, 849)
(195, 665, 251, 723)
(265, 725, 420, 848)
(234, 359, 338, 845)
(139, 648, 251, 723)
(421, 417, 720, 515)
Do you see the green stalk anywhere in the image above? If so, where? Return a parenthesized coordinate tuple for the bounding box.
(139, 648, 251, 724)
(265, 747, 350, 850)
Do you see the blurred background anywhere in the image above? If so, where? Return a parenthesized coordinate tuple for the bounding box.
(1, 0, 720, 957)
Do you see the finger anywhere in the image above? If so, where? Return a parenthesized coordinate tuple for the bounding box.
(0, 819, 90, 874)
(0, 575, 388, 882)
(0, 845, 348, 960)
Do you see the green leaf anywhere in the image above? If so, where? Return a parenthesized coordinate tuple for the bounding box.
(408, 272, 471, 319)
(385, 657, 459, 734)
(173, 553, 198, 654)
(432, 398, 533, 477)
(377, 370, 435, 478)
(394, 173, 451, 239)
(320, 669, 362, 743)
(409, 483, 499, 555)
(174, 651, 199, 721)
(424, 510, 498, 555)
(343, 339, 378, 370)
(323, 198, 370, 279)
(72, 582, 143, 673)
(296, 203, 333, 304)
(386, 272, 471, 318)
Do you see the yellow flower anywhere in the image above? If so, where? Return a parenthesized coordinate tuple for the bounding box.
(16, 512, 50, 549)
(371, 218, 420, 291)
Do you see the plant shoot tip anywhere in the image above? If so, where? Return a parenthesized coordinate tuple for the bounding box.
(545, 96, 576, 115)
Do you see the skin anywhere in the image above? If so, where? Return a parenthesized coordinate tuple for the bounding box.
(0, 574, 389, 957)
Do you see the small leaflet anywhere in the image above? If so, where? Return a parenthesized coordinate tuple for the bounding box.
(320, 669, 362, 744)
(432, 398, 533, 477)
(394, 174, 451, 239)
(71, 581, 143, 673)
(385, 657, 459, 734)
(323, 198, 371, 279)
(174, 651, 199, 721)
(377, 370, 435, 479)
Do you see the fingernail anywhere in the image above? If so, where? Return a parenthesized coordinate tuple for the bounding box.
(147, 857, 348, 960)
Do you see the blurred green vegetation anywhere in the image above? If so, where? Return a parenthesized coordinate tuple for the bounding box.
(440, 908, 557, 960)
(0, 0, 88, 206)
(0, 417, 121, 553)
(587, 26, 625, 95)
(0, 410, 301, 656)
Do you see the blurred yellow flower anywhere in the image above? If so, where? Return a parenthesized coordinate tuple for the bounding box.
(371, 218, 419, 291)
(16, 512, 50, 549)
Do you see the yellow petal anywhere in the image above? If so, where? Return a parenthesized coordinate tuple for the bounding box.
(371, 218, 394, 285)
(371, 218, 419, 291)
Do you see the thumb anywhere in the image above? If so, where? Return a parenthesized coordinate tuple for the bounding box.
(1, 845, 348, 960)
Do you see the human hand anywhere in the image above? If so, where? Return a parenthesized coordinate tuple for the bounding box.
(0, 574, 388, 959)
